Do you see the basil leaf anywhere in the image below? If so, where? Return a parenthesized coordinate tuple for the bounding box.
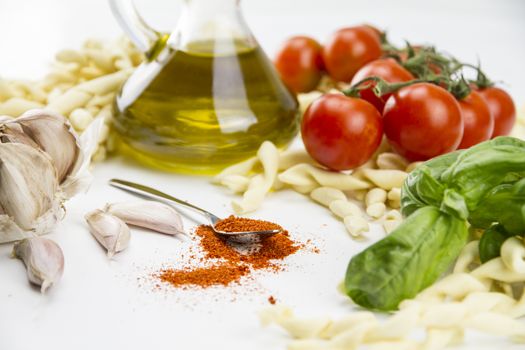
(479, 224, 515, 263)
(441, 137, 525, 210)
(344, 206, 468, 311)
(401, 150, 460, 217)
(469, 178, 525, 234)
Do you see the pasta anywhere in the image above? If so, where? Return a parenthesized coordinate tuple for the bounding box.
(365, 188, 387, 206)
(213, 157, 258, 182)
(231, 141, 279, 214)
(0, 37, 143, 160)
(453, 241, 480, 274)
(329, 200, 363, 218)
(279, 163, 371, 191)
(366, 202, 386, 219)
(501, 237, 525, 273)
(406, 161, 424, 173)
(360, 169, 408, 190)
(343, 215, 369, 238)
(382, 217, 401, 234)
(261, 236, 525, 349)
(387, 188, 402, 209)
(376, 152, 409, 170)
(213, 140, 410, 237)
(310, 187, 346, 207)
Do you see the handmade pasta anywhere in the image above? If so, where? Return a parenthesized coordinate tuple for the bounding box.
(279, 163, 371, 191)
(366, 202, 386, 219)
(213, 157, 258, 183)
(0, 37, 143, 160)
(365, 188, 387, 206)
(213, 140, 411, 238)
(382, 219, 401, 234)
(360, 169, 408, 190)
(261, 237, 525, 350)
(328, 200, 363, 218)
(310, 187, 346, 207)
(232, 141, 279, 214)
(501, 237, 525, 273)
(343, 215, 369, 237)
(376, 152, 409, 170)
(453, 241, 481, 273)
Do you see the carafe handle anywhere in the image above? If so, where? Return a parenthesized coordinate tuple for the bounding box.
(109, 0, 163, 55)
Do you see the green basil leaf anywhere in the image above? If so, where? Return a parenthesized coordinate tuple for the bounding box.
(344, 206, 468, 311)
(401, 151, 460, 217)
(469, 178, 525, 234)
(479, 224, 515, 263)
(441, 137, 525, 210)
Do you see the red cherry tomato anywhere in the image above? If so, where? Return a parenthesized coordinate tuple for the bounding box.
(322, 27, 382, 82)
(301, 94, 383, 170)
(362, 24, 383, 39)
(383, 83, 463, 161)
(274, 36, 324, 93)
(350, 58, 415, 113)
(457, 90, 494, 149)
(477, 86, 516, 137)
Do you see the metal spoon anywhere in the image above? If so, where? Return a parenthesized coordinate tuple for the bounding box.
(108, 179, 281, 242)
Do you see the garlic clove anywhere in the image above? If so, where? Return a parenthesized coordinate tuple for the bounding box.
(104, 201, 185, 236)
(0, 143, 59, 233)
(59, 116, 104, 199)
(0, 122, 39, 149)
(14, 109, 80, 183)
(85, 209, 130, 258)
(12, 237, 65, 293)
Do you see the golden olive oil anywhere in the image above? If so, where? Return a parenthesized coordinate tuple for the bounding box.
(113, 40, 299, 174)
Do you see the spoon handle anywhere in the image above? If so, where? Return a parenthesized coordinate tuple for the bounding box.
(109, 179, 219, 221)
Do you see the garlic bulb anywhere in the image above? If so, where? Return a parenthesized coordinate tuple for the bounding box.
(0, 143, 62, 242)
(0, 122, 39, 148)
(12, 237, 65, 293)
(104, 201, 185, 236)
(0, 109, 102, 243)
(85, 209, 130, 258)
(10, 109, 80, 182)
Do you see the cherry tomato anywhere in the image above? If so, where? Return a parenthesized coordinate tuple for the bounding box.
(477, 86, 516, 137)
(350, 58, 415, 113)
(362, 24, 383, 40)
(457, 90, 494, 149)
(301, 94, 383, 170)
(383, 83, 463, 161)
(322, 26, 382, 82)
(274, 36, 324, 93)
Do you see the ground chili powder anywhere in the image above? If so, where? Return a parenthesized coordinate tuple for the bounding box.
(157, 216, 301, 289)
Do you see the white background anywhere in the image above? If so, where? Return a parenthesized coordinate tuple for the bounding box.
(0, 1, 524, 350)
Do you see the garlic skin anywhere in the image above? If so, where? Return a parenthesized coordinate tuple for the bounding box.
(104, 201, 185, 236)
(0, 143, 62, 243)
(8, 109, 80, 183)
(85, 209, 130, 258)
(0, 122, 39, 148)
(12, 237, 65, 293)
(0, 110, 102, 243)
(0, 109, 103, 199)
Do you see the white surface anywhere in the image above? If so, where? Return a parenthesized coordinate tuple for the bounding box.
(0, 1, 524, 350)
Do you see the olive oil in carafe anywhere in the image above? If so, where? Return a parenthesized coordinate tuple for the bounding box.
(113, 40, 299, 174)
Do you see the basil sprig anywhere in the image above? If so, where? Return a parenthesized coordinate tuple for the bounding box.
(345, 137, 525, 311)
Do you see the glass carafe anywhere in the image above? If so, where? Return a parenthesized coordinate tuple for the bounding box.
(109, 0, 299, 174)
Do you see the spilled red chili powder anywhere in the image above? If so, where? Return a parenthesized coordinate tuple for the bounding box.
(157, 216, 301, 288)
